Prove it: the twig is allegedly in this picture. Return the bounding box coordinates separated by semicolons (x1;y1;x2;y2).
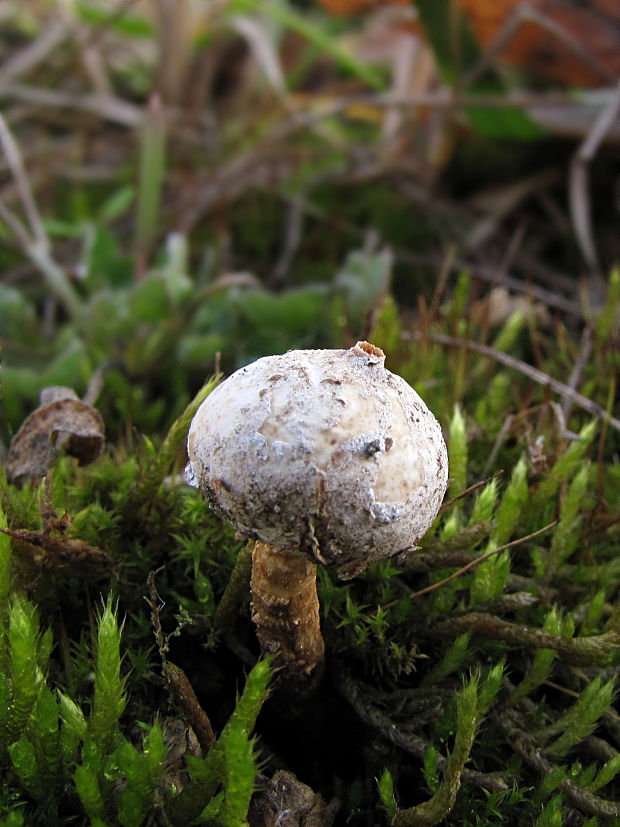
465;171;560;252
335;664;510;793
482;414;515;477
0;111;47;245
388;250;583;318
562;329;593;423
440;471;504;513
164;662;217;754
463;3;615;89
570;80;620;273
270;194;304;287
267;90;595;145
0;113;86;329
0;81;142;127
416;522;554;601
0;199;32;249
381;521;556;611
147;570;216;753
404;330;620;433
0;20;67;84
497;707;620;819
430;614;620;666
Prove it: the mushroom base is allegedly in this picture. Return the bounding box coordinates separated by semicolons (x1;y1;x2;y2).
250;541;325;686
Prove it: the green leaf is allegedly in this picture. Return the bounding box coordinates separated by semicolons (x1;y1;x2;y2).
0;286;37;343
84;224;133;288
115;735;155;827
448;405;467;500
595;266;620;344
370;295;401;358
74;762;105;821
590;753;620;792
30;683;61;779
423;633;471;686
229;0;386;90
135;96;167;256
393;675;479;826
239;288;327;337
1;810;26;826
97;186;135;223
377;768;398;820
8;597;43;742
423;745;440;793
58;691;88;741
218;727;256;826
468;478;498;525
493;458;528;546
144;720;167;784
544;463;590;579
477;660;505;717
465;106;547;140
508;608;560;705
9;733;41;798
543;676;615;756
90;596;126;749
74;1;153;37
416;0;482;84
334;248;393;337
0;671;11;753
129;275;171;323
167;659;271;824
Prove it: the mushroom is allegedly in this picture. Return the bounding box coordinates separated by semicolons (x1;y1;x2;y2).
186;341;448;685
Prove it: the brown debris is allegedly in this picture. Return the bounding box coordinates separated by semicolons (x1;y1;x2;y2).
6;386;104;485
147;570;217;754
249;770;340;827
164;662;216;755
0;482;114;571
0;526;113;570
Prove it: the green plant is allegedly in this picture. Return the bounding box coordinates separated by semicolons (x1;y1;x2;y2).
1;1;619;823
0;548;272;825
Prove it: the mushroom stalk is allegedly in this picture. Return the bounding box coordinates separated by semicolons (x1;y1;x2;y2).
250;541;325;684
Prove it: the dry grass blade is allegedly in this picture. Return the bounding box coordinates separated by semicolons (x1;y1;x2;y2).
232;14;287;96
0;19;67;84
0;112;85;326
405;331;620;433
0;112;46;246
0;82;143;126
569;80;620;274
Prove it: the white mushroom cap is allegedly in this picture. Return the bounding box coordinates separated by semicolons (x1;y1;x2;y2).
186;342;448;578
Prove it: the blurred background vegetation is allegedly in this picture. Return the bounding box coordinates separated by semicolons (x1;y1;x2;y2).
0;0;619;824
2;0;618;444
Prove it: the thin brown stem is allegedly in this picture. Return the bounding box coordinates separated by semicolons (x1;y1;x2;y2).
405;330;620;433
390;520;557;606
147;570;216;753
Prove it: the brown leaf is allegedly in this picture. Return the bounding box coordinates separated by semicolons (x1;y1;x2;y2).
6;386;104;485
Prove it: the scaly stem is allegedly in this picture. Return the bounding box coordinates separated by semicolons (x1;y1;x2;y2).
250;542;324;686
